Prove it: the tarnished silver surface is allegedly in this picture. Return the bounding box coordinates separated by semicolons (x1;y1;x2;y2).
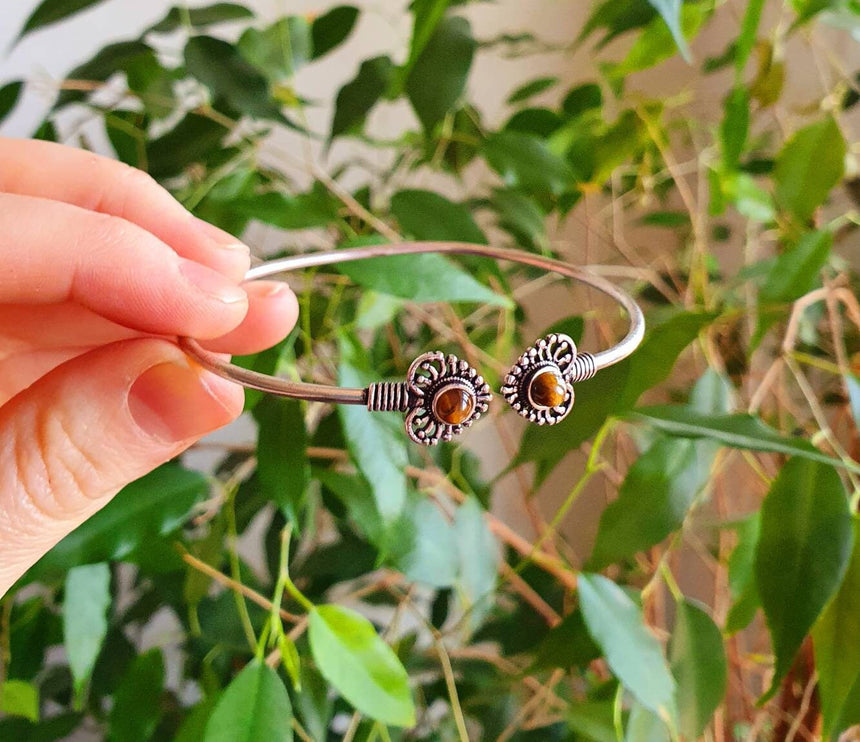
179;241;646;443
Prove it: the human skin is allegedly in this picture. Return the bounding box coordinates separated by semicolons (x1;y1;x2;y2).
0;138;299;595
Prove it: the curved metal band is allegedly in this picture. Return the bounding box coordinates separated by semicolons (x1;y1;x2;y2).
179;241;645;405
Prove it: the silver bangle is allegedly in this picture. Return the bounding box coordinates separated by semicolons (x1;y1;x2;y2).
180;241;645;446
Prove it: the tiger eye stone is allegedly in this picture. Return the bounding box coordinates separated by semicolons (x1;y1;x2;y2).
529;367;567;409
433;385;475;425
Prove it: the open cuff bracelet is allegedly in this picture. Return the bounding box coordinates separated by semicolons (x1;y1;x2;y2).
179;241;645;446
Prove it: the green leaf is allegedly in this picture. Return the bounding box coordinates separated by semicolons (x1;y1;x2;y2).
531;611;600;671
62;563;111;701
406;16;476;134
774;116;845;223
0;681;39;722
813;518;860;740
311;6;360;59
148;3;253;33
588;438;704;569
604;3;711;82
632;406;860;474
760;229;832;303
490;188;547;249
238;17;312;81
391;189;485;243
400;0;452;83
19;0;104;37
397;499;457;587
646;0;691;61
567;701;618;742
108;650;165;742
578;574;677;721
578;0;658;48
255;397;309;520
146;112;229;180
185;35;286;122
24;464;209;584
625;703;670;742
454;497;498;629
669;600;727;739
562;82;603;118
755;458;854;700
483;131;575;196
337;252;511;307
54;41;152;108
507;76;558;104
735;0;766;74
589;367;730;568
505;107;562;138
721;86;749;170
204;660;293;742
338;353;409;523
725;514;761;634
230;188;339;230
330;56;394;139
847;373;860;428
0;82;24;125
308;605;415;727
517;311;716;478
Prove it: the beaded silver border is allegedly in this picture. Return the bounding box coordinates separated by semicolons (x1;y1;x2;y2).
501;333;577;426
403;351;492;446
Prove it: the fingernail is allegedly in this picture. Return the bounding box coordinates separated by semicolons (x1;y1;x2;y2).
194;218;250;256
255;281;288;298
128;361;237;443
179;260;247;305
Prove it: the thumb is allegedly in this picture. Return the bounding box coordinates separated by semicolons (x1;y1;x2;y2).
0;338;243;594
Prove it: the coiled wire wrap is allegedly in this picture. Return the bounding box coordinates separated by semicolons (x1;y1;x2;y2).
366;382;410;412
567;352;598;383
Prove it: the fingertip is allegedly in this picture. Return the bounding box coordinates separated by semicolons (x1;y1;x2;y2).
198;280;299;355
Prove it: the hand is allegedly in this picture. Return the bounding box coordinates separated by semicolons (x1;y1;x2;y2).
0;138;298;595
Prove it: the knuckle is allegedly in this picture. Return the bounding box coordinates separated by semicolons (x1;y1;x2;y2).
5;399;110;526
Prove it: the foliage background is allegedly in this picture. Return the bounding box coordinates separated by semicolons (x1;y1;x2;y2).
1;0;860;740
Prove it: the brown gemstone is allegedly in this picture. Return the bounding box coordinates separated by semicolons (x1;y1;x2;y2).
528;367;567;409
433;384;475;425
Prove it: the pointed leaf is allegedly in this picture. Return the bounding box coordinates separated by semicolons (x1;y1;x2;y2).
54;41;152;108
185;35;286;122
148;3;253;33
255;397;309;520
337;251;511;306
63;563;111;699
507;77;558;104
774;116;845;223
813;518;860;740
454;497;498;629
397;499;457;587
735;0;766;74
391;189;485;244
338;355;408;523
483;131;575;196
204;660;293;742
578;574;677;721
19;0;105;38
725;514;761;634
755;458;854;700
669;600;727;738
238;17;312;80
330;56;394;139
589;438;703;569
760;229;832;304
406;15;476;133
109;650;165;742
311;6;360;59
646;0;691;61
0;82;24;125
146;112;228;180
633;407;860;474
308;605;415;727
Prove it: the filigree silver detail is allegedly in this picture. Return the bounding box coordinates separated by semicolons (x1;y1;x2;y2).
403;351;492;445
501;333;578;425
